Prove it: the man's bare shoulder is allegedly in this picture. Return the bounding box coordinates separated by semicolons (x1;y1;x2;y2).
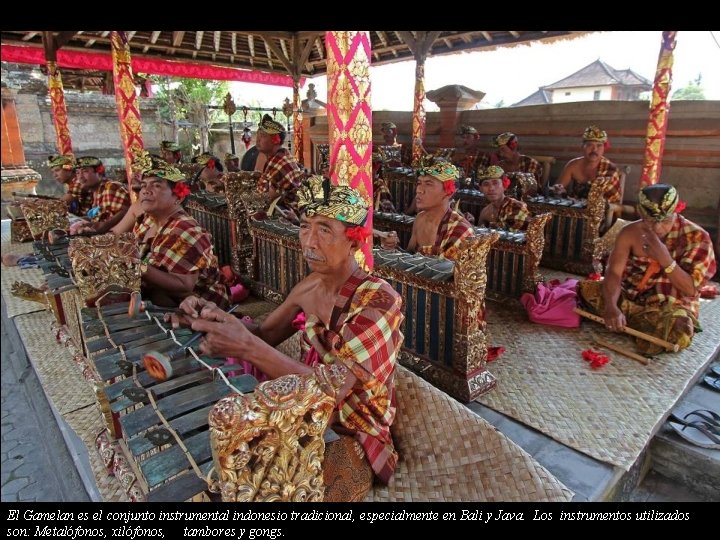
563;156;585;169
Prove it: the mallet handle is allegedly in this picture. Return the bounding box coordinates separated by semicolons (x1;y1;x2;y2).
575;308;679;352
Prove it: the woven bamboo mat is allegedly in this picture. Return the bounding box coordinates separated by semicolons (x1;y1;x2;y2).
14;311;95;414
13;309;128;501
63;406;129;502
478;294;720;470
1;240;47;318
368;365;573;502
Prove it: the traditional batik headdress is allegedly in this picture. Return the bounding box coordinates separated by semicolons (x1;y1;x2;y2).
381;122;397;132
297;175;368;227
416;160;460;196
132;149;189;198
75;156;105;175
257;114;286;135
47;155;76;170
492;132;518;150
224;153;239;161
192;152;221;169
582;125;608;143
160;140;181;152
477;165;511;190
637;184;682;222
459;125;478;135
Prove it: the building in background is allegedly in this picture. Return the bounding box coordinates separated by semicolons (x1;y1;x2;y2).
513;60;651;107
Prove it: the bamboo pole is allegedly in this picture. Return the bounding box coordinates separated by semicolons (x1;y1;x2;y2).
575;307;679;352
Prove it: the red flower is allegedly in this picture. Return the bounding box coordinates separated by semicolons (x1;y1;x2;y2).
443;180;456;196
172;182;191;199
588;272;602;281
675;200;686;213
345;226;370;242
206;159;216;170
582;349;610;369
502;175;511;190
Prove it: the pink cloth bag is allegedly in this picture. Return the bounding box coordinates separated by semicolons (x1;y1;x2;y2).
520;279;581;328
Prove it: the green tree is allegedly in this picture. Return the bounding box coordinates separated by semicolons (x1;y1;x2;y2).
672;74;706;101
493;99;506;109
152;76;230;152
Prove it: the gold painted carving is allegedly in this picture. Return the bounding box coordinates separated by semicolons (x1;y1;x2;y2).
69;232;141;303
209;373;336;502
19;199;68;239
11;281;48;305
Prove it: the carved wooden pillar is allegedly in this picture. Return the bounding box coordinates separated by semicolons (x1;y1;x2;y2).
111;31;144;196
411;61;426;166
292;78;303;162
640;31;677;187
47;61;74;156
325;31;373;270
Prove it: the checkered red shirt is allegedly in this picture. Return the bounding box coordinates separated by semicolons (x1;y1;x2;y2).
498;196;531;232
304;268;404;484
90;180;130;222
134;212;229;308
622;214;716;316
417;207;475;261
66;178;94;215
256;148;305;209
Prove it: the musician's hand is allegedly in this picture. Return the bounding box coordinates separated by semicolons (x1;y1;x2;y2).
176;295;211;319
603;305;626;332
380;231;399;250
164;311;194;329
190;315;251;358
641;225;673;266
69;220;91;235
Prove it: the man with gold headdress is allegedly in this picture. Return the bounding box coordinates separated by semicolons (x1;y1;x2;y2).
578;184;716;354
255;114;305;218
160;140;183;165
554;126;622;203
477;165;531;232
381;161;474;260
135;151;228;308
173;176;404;501
453;125;482;178
191;153;226;192
47;154;93;215
224;152;240;173
69;156;131;234
475;132;542;186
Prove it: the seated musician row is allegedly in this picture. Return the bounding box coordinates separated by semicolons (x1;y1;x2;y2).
374;124;625;207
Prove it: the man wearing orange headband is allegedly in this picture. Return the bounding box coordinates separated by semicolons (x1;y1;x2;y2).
554;126;622;203
255;114;305;219
381;160;474;260
578;184;715;354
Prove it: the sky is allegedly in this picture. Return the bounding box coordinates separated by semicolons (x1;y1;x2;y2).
229;31;720;111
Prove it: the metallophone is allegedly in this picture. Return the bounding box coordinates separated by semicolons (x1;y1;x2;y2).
81;299;258;501
249;217;499;402
372;211;551;300
525;179;607;274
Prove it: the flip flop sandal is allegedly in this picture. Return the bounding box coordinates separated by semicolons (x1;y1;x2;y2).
671;409;720;429
684;409;720;428
669;413;720;435
668;420;720;450
711;366;720;377
703;374;720;393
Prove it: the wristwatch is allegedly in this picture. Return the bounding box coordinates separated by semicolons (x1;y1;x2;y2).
663;260;677;274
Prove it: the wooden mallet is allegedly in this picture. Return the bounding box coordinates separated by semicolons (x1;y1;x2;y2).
143;304;240;381
575;307;679;352
127;292;177;319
